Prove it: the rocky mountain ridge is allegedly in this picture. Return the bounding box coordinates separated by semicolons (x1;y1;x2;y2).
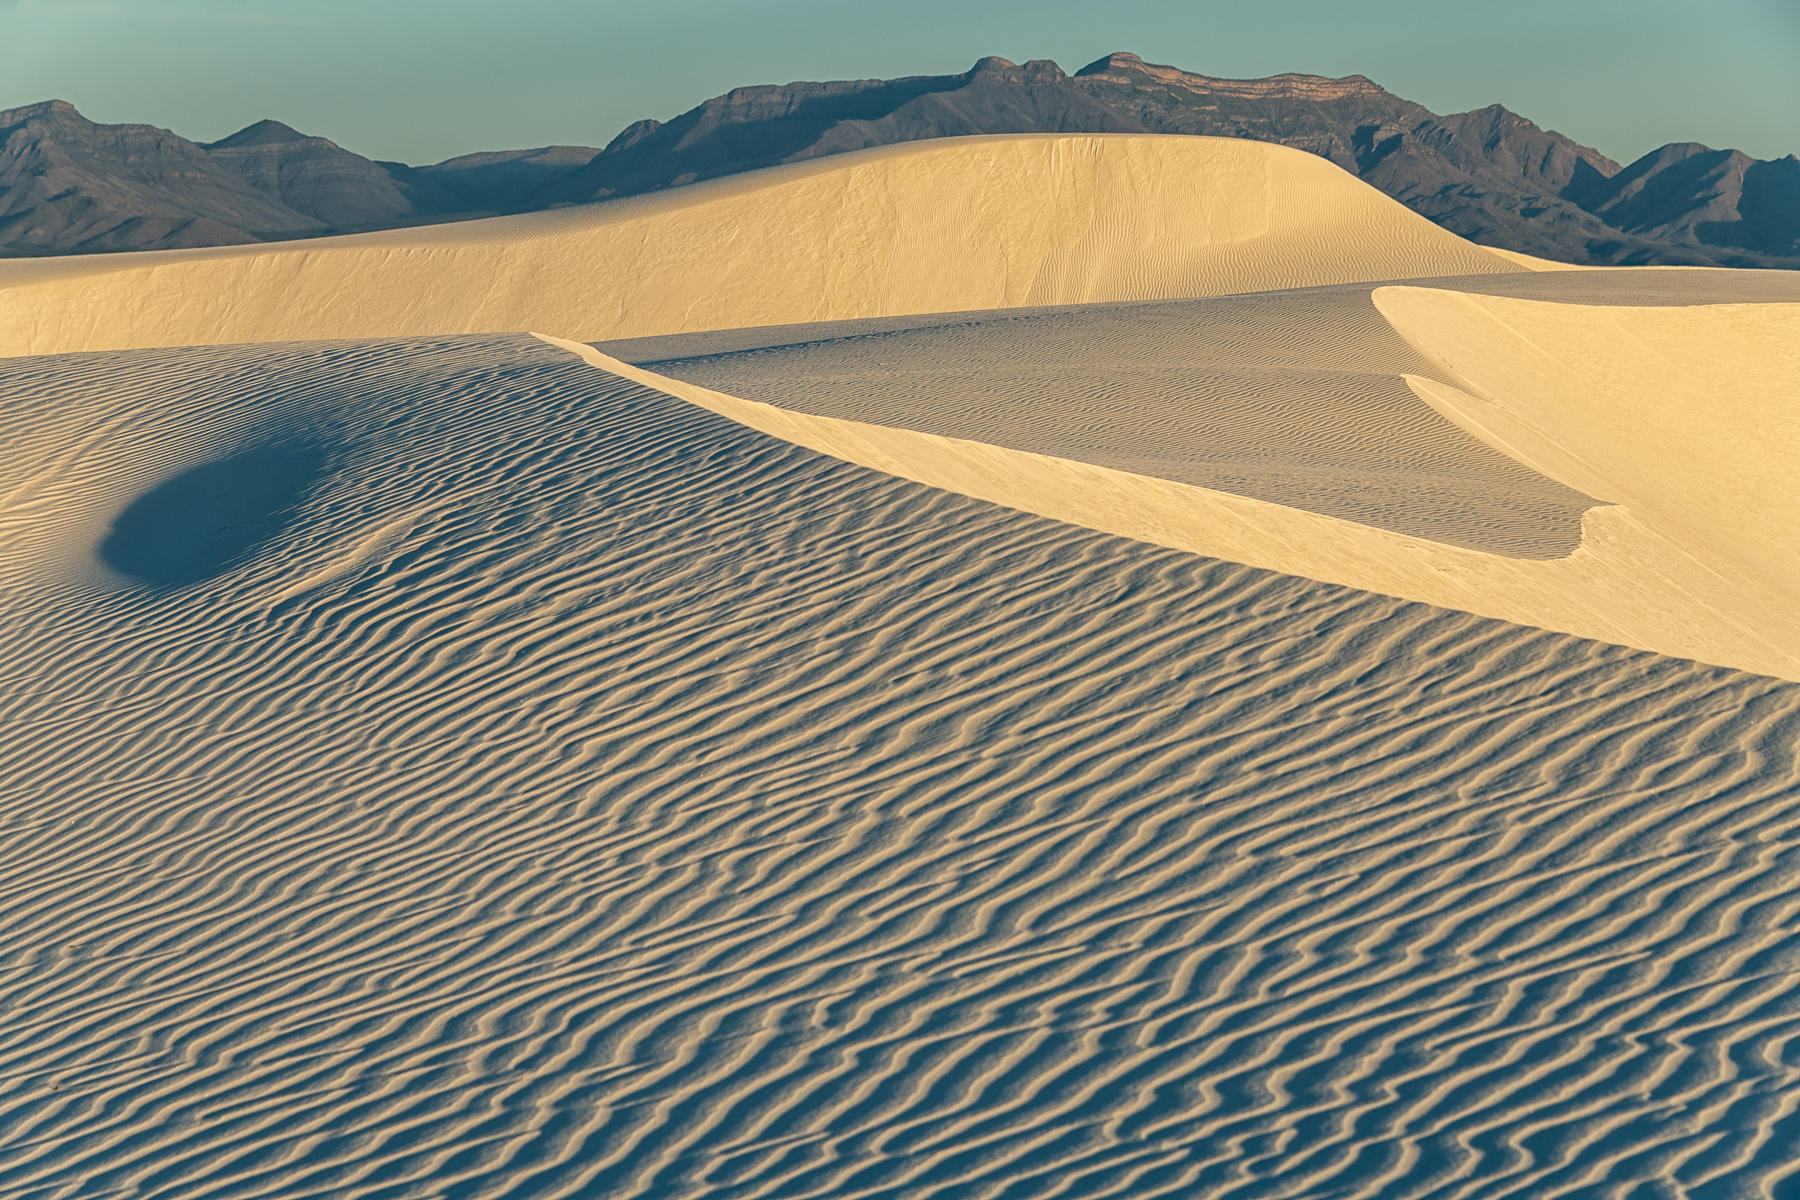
2;53;1793;266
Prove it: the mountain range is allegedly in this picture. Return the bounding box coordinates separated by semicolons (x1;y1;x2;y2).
3;51;1795;266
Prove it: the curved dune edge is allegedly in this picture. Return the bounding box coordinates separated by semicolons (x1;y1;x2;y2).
1479;247;1585;272
0;134;1521;358
538;330;1800;681
1374;289;1800;589
1377;287;1799;660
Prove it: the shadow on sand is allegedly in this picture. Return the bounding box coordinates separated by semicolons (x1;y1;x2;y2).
99;439;331;589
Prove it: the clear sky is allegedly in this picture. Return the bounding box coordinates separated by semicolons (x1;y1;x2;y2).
4;0;1796;166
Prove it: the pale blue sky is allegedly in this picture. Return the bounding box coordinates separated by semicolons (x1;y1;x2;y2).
4;0;1796;166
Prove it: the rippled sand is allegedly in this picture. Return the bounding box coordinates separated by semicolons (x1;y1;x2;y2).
3;135;1798;1198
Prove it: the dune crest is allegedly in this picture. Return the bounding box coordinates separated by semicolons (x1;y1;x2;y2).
0;135;1520;358
538;305;1800;681
1373;289;1800;596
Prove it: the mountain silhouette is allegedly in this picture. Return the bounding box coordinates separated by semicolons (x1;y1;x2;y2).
2;54;1792;266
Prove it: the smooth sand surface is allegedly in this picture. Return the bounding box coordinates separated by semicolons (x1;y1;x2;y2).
5;133;1800;1197
4;334;1799;1199
608;283;1602;558
1376;289;1800;601
0;134;1521;358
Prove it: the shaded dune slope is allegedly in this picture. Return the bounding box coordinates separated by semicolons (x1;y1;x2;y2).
607;270;1798;564
611;282;1599;558
3;335;1800;1198
0;135;1521;358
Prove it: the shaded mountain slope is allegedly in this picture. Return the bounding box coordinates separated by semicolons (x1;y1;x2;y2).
1579;142;1800;257
393;144;604;212
0;101;599;254
201;118;418;226
0;100;320;253
1;52;1793;265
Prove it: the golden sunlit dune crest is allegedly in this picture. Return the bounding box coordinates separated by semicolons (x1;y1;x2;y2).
0;134;1522;357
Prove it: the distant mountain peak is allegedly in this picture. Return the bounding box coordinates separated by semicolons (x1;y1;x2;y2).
1075;51;1389;102
1074;51;1150;75
603;119;663;155
206;119;314;149
1;98;84;126
964;55;1067;84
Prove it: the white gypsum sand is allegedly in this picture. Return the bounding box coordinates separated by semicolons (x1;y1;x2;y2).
3;132;1799;1199
0;134;1521;358
1;333;1796;1199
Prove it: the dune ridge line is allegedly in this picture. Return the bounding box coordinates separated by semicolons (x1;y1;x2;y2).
535;303;1800;682
0;134;1523;358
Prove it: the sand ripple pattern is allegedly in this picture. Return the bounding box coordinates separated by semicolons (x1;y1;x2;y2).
2;334;1799;1199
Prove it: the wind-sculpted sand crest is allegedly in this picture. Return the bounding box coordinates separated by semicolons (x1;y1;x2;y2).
544;288;1800;681
0;134;1521;358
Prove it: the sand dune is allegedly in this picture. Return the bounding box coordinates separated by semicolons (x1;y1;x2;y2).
609;281;1602;558
543;278;1800;682
1375;288;1800;598
4;334;1799;1199
6;130;1800;1198
0;134;1521;358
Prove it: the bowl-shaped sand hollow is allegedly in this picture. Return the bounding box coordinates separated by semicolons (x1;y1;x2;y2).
99;438;332;588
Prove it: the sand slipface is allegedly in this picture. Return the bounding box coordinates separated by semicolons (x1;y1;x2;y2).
607;284;1604;558
1374;290;1800;598
6;132;1800;1197
0;134;1520;357
545;302;1800;682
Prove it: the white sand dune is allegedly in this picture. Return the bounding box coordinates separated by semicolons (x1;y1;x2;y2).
1376;288;1800;601
0;134;1520;358
3;334;1798;1200
544;279;1800;681
609;280;1603;558
5;132;1800;1198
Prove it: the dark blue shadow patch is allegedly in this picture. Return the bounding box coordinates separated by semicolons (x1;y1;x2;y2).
99;439;331;588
